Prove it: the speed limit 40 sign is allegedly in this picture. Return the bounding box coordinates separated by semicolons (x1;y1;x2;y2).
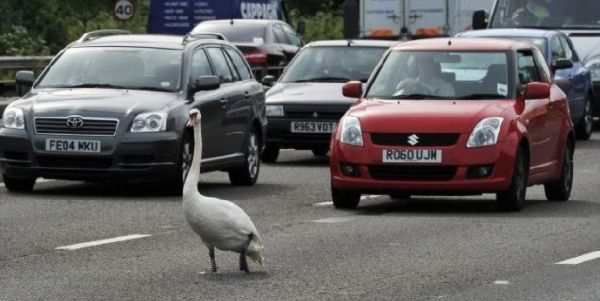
114;0;135;21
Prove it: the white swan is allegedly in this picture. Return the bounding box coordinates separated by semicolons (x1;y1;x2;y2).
182;109;264;273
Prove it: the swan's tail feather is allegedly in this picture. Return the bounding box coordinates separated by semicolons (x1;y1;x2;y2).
246;233;264;265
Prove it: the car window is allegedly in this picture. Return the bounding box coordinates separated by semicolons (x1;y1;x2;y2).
206;47;234;83
221;48;240;82
191;23;266;44
558;35;576;62
225;48;252;80
191;49;213;81
273;25;288;44
282;24;302;47
517;50;542;84
533;48;552;83
550;35;566;64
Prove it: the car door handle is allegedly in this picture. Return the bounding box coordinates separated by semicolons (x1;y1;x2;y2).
220;98;228;108
244;92;251;100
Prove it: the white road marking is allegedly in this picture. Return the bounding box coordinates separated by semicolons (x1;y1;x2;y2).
494;280;510;285
556;251;600;265
360;194;380;200
0;178;55;188
55;234;151;251
313;201;333;207
310;216;356;224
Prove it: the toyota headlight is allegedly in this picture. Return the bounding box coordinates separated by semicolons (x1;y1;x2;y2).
585;57;600;82
131;112;167;132
266;105;284;117
339;115;363;147
466;117;504;148
2;107;25;130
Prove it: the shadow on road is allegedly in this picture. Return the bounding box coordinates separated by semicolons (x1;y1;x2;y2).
351;196;600;218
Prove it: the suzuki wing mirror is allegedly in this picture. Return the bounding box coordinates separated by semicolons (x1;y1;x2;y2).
524;82;551;99
472;10;488;30
15;70;35;97
342;81;362;98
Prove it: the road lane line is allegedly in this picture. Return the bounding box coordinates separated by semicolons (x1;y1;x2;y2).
310;216;356;223
56;234;151;251
556;251;600;265
361;194;380;200
313;201;333;207
494;280;510;285
0;178;55;188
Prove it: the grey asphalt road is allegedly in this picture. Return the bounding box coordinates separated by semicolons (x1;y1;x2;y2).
1;134;600;301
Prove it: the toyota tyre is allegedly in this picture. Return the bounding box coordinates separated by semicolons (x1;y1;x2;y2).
3;175;36;192
229;129;260;186
576;97;593;140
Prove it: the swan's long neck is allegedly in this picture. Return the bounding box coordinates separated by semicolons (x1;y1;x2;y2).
183;123;203;197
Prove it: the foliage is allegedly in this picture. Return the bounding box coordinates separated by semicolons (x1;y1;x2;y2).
289;9;344;43
0;26;50;56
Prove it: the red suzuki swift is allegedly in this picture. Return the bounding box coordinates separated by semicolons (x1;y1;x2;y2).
330;38;575;211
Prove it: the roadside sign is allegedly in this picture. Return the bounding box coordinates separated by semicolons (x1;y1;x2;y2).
114;0;135;21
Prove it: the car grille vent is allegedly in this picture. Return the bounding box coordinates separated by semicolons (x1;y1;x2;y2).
368;165;457;181
285;111;345;120
370;133;459;147
36;156;113;169
35;118;118;136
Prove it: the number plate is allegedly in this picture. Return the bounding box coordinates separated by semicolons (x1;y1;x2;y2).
290;121;337;133
45;139;101;153
382;149;442;163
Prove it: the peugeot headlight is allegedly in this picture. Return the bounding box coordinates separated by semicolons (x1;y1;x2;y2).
585;57;600;82
339;115;363;147
131;112;167;132
266;105;284;117
467;117;504;148
2;107;25;129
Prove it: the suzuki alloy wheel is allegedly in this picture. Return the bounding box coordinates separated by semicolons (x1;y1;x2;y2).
576;97;593;140
544;142;574;202
497;146;528;212
331;183;360;209
3;175;36;192
229;129;260;186
261;145;280;163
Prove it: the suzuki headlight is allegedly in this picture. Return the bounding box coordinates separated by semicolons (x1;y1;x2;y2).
339;115;363;147
2;107;25;129
131;112;167;132
266;105;284;117
466;117;504;148
585;57;600;82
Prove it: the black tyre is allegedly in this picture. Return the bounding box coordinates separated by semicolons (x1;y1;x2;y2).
576;97;593;140
229;129;260;186
261;145;280;163
331;184;360;209
165;131;193;195
544;142;574;202
3;175;36;192
496;146;528;212
389;193;411;199
311;148;328;157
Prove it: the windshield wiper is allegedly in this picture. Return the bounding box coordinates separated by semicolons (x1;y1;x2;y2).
391;94;446;100
455;93;506;100
128;86;174;92
293;77;351;83
54;83;130;89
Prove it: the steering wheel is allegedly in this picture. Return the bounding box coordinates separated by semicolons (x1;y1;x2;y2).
394;82;430;96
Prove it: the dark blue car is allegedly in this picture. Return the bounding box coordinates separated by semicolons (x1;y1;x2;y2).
458;28;594;140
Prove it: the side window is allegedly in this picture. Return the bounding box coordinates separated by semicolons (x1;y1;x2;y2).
273;25;288;44
517;50;542;85
558;35;575;62
191;49;213;81
221;48;240;82
206;47;234;83
225;48;252;80
282;24;302;47
550;35;566;64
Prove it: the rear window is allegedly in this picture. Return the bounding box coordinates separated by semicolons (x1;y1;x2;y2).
192;23;266;44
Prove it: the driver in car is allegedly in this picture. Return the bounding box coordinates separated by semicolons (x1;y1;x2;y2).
512;0;550;26
397;55;455;97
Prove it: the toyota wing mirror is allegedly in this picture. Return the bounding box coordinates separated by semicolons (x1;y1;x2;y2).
187;76;220;99
261;75;276;87
15;70;35;97
552;59;573;71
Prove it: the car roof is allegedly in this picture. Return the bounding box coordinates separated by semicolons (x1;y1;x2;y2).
307;39;398;48
458;28;558;39
392;37;532;51
69;34;231;50
196;19;275;26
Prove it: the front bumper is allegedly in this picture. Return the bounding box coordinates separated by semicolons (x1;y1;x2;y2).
330;133;519;195
266;118;338;149
0;128;180;181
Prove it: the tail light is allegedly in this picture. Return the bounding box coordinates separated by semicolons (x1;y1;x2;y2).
243;50;268;65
